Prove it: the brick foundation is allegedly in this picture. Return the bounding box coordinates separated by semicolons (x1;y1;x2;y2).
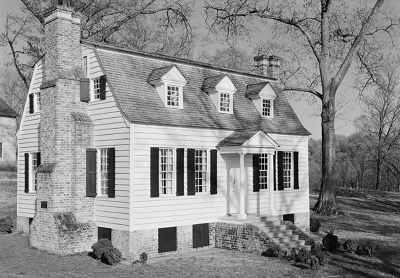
214;222;274;255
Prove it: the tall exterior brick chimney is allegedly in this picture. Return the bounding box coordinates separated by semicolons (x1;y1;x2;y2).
254;55;281;80
30;0;96;255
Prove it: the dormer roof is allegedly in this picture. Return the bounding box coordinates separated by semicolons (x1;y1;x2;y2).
203;75;236;93
148;65;186;85
246;82;277;100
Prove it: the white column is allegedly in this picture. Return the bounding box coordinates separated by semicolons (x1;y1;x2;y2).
226;160;230;216
239;152;247;219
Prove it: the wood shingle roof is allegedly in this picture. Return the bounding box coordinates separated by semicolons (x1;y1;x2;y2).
86;41;310;136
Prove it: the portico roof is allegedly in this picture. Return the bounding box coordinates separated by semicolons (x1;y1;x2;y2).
218;130;279;154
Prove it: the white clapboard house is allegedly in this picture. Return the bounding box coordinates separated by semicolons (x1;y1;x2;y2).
16;2;310;260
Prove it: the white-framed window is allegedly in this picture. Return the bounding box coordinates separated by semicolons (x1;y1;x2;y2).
27;152;40;192
83;56;88;77
167;85;180;107
195;149;208;193
259;154;268;190
97;148;109;196
282;152;293;189
0;142;2;160
93;78;101;100
262;99;273;117
219;91;232;113
159;148;175;195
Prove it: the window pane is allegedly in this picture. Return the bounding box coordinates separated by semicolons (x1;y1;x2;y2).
99;149;109;195
93;78;101;99
259;154;268;189
282;152;292;189
167;86;180;107
160;148;175;194
262;99;271;117
219;92;231;112
195;150;207;193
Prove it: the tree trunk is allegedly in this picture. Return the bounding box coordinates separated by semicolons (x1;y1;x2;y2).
375;151;382;190
314;98;337;215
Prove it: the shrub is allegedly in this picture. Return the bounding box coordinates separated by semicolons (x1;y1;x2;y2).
311;243;325;266
310;255;320;270
139;252;148;264
0;216;13;234
322;232;339;252
90;239;122;265
343;239;357;253
295;248;312;265
262;246;280;257
310;218;321;233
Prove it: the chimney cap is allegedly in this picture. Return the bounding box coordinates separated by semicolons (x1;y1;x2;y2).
254;54;281;62
52;0;75;8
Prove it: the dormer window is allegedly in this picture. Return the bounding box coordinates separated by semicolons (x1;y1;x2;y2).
246;82;277;119
148;65;187;109
203;75;236;115
166;85;182;108
219;91;232;113
262;99;273;117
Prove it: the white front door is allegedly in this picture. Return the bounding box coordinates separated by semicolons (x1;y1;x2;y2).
228;159;240;214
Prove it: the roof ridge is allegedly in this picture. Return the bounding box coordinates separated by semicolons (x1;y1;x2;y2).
81;40;278;82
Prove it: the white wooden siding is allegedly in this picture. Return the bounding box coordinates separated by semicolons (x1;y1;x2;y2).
17;47;131;231
246;134;310;215
131;125;309;231
17;60;42;217
83;46;131;230
131;124;233;231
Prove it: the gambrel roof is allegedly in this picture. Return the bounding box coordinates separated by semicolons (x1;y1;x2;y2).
0;97;17;118
84;41;310;136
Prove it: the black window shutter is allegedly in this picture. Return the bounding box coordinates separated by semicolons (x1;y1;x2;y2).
277;151;284;191
158;227;177;253
107;148;115;198
98;227;112;241
150;147;159;198
210;149;218;195
176;148;184;196
273;152;277;191
80;78;90;103
86;149;97;197
24;153;29;193
99;75;107;100
29;94;34;114
187;149;195;195
253;154;260;192
36;152;41;166
294;151;299;190
193;223;210;248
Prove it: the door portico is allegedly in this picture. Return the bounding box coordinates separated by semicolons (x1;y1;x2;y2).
218;130;279;219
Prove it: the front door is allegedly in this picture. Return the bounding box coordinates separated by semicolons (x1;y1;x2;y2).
228;159;240;214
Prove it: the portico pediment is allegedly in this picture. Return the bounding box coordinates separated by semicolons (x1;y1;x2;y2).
218;130;279;154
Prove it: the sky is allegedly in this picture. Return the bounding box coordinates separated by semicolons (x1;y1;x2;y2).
1;0;399;139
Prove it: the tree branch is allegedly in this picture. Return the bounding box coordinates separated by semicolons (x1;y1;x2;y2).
282;87;323;100
332;0;385;90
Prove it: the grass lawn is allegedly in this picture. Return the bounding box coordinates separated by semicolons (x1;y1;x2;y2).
1;173;399;277
310;191;400;278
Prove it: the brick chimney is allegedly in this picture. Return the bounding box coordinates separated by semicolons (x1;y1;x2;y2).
30;0;96;255
254;55;281;80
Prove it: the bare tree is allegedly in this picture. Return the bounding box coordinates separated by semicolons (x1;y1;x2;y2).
357;51;400;190
205;0;397;214
0;0;192;118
